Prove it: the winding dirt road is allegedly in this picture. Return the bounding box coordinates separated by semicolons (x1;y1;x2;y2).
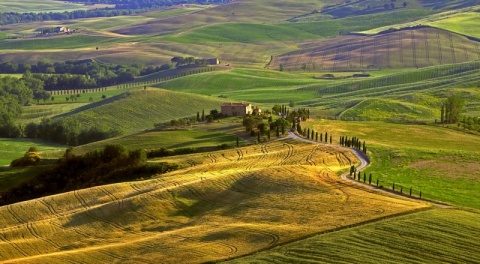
284;131;451;208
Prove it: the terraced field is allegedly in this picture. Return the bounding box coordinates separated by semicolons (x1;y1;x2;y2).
0;139;428;263
269;26;480;71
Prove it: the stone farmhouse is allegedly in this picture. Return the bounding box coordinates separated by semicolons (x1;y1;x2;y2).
221;102;261;116
54;27;70;33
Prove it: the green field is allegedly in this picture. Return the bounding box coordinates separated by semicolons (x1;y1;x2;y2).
360;6;480;37
0;138;65;166
74;128;239;154
65;16;154;31
228;209;480;263
0;0;113;13
59;88;225;134
0;35;119;50
305;119;480;208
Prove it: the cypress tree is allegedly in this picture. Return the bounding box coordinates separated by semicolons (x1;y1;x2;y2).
325;132;328;142
368;173;372;185
307;128;310;139
276;126;280;137
363;172;366;183
311;129;314;139
320;133;323;142
440;103;445;123
330;135;332;144
201;109;205;121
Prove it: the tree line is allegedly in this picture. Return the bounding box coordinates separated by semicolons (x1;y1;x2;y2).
1;145;179;206
0;60;173;90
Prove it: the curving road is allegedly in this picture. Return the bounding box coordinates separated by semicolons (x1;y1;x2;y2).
284;131;450;208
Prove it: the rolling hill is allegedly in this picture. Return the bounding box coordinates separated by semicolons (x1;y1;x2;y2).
55;88;226;134
269;26;480;71
0;139;428;263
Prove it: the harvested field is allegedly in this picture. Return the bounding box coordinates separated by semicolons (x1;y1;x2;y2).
0;139;428;263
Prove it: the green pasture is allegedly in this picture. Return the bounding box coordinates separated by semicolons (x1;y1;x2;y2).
307;120;480;208
144;6;210;19
65;16;154;31
0;0;112;13
0;138;65;166
166;10;435;44
74;129;237;154
0;35;119;50
428;12;480;38
59;88;225;134
228;209;480;263
339;98;437;121
154;68;322;103
360;7;480;37
19;103;88;124
0;74;22;78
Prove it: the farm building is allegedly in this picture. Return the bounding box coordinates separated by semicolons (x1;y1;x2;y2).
221;102;261;116
54;27;70;33
207;58;220;65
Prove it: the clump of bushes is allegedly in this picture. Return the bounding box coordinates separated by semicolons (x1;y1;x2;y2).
10;147;42;167
0;145;179;205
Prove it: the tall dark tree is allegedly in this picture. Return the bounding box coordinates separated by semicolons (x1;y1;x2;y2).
444;94;465;124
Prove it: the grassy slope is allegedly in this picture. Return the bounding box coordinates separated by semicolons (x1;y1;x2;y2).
0;138;65;166
155;68;324;103
0;140;427;263
0;0;111;13
304;119;480;208
74;129;237;154
59;88;225;134
270;26;480;71
227;208;480;263
155;64;480;120
360;6;480;37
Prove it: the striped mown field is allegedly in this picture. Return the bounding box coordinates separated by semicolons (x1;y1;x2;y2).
0;139;427;263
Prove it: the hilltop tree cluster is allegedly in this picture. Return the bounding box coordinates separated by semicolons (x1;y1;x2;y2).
170;57;216;67
0;145;179;206
440;94;465;124
0;77;37;137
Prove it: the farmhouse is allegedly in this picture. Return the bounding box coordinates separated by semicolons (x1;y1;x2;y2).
207;58;220;65
221;102;261;116
54;27;70;33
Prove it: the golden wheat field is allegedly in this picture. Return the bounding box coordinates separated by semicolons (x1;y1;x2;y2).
0;139;429;263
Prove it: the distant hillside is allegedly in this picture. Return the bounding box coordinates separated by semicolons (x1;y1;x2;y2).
57;88;225;134
269;26;480;71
